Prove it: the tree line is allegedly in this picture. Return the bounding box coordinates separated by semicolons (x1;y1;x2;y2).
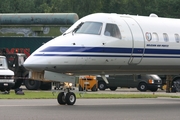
0;0;180;18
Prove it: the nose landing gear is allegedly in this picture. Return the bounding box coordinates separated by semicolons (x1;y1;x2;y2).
57;91;76;105
56;82;76;105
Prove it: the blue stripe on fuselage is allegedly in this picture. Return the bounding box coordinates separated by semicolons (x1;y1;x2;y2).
33;53;180;58
34;54;133;57
40;46;180;55
40;46;133;53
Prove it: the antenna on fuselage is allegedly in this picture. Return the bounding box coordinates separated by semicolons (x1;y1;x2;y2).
149;13;158;17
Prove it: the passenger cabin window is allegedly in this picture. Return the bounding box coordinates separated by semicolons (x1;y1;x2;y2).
163;33;169;42
175;34;180;43
76;22;102;35
104;23;121;39
152;32;159;42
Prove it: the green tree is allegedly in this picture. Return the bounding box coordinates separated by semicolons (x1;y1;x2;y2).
50;0;102;18
9;0;36;13
101;0;111;13
1;0;180;18
156;0;180;18
0;0;12;13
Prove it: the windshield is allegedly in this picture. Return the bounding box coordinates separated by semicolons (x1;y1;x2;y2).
0;57;8;69
76;22;102;35
149;75;161;80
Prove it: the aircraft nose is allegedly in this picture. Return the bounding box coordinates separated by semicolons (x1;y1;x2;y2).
23;56;35;70
23;55;42;70
23;55;47;71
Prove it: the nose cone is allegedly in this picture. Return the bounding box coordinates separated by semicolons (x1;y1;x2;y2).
23;55;37;70
23;54;45;71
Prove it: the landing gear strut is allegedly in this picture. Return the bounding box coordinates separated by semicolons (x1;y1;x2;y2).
56;82;76;105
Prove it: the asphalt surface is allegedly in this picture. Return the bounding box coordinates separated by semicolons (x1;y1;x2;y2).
0;98;180;120
0;89;180;120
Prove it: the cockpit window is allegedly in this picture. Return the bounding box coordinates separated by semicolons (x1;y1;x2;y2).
76;22;102;35
104;23;121;39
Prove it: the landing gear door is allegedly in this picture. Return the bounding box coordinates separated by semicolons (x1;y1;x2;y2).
123;17;145;65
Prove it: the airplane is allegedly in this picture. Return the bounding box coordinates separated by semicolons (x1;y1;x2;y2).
24;13;180;105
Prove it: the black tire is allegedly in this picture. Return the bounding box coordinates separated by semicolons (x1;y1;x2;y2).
6;87;10;92
149;87;158;92
109;87;117;91
79;85;83;91
98;81;106;90
39;82;52;90
91;84;97;91
0;87;10;93
172;79;180;92
171;86;177;93
65;92;76;105
137;82;147;92
57;92;66;105
24;80;41;90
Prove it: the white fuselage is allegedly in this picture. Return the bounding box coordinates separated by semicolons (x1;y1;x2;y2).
24;13;180;75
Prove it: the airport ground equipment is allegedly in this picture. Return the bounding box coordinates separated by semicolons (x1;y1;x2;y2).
0;54;14;93
78;76;98;91
0;49;51;90
159;75;180;93
97;74;162;92
0;13;79;90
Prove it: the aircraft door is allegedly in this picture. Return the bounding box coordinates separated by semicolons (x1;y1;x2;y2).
123;17;145;65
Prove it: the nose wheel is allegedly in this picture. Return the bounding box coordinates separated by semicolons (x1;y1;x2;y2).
54;82;76;105
65;92;76;105
57;90;76;105
57;92;66;105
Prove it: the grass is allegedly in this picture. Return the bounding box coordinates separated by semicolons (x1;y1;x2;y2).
0;90;179;99
0;90;56;99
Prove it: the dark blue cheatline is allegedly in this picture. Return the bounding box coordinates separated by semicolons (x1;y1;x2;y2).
36;46;180;58
40;46;180;55
33;53;180;58
34;54;132;57
40;46;132;53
